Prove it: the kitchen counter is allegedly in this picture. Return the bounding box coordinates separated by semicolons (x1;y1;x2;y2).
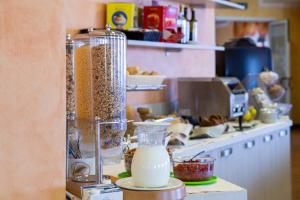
171;118;292;200
67;161;247;200
103;162;247;200
173;118;292;158
185;178;246;200
68;119;291;200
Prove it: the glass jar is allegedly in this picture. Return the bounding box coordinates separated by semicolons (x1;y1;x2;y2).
131;122;170;187
73;33;95;148
66;34;96;183
173;157;215;182
259;107;279;124
89;26;127;161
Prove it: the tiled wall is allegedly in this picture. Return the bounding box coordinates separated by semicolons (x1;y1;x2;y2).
0;1;66;199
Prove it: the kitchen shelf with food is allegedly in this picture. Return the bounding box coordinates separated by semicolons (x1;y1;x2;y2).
126;67;167;91
128;40;225;51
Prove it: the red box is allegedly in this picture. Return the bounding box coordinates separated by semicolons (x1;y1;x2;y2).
143;6;177;40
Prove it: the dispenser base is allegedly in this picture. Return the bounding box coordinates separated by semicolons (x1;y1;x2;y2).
66;176;118;198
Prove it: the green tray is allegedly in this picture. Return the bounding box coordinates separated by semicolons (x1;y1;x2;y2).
118;171;131;179
118;171;174;179
118;172;217;186
183;176;218;186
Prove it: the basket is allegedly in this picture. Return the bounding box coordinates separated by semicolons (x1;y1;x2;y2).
127;75;166;86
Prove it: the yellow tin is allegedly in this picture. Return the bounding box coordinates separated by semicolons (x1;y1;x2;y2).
106;2;136;30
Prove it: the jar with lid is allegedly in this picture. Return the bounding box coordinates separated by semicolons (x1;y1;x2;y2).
89;25;127;164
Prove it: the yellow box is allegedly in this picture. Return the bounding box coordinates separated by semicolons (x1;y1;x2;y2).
106;2;136;30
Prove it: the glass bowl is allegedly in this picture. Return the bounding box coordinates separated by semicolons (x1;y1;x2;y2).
124;148;136;173
173;157;215;182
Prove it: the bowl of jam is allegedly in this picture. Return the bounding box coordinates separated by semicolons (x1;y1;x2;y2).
173;157;215;182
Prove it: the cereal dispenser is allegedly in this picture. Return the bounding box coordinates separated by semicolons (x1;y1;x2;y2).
66;25;127;187
89;25;127;164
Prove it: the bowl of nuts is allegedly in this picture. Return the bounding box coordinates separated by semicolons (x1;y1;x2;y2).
173;157;215;182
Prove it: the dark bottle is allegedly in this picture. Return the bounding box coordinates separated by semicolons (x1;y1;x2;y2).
178;5;188;44
190;9;198;43
184;6;190;43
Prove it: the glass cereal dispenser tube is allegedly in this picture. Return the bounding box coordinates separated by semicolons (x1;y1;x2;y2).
66;34;76;117
90;26;127;163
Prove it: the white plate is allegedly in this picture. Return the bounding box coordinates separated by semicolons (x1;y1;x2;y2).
190;124;226;139
115;177;183;191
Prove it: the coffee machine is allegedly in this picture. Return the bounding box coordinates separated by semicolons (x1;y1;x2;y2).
216;38;272;90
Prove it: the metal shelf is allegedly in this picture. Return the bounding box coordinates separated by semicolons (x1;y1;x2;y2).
211;0;246;9
216;16;275;23
165;0;247;10
128;40;225;51
126;85;167;91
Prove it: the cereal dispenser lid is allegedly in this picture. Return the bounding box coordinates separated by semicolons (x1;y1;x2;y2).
89;24;126;39
66;33;73;43
72;32;91;42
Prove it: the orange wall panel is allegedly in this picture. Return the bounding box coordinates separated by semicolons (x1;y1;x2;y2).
0;1;66;199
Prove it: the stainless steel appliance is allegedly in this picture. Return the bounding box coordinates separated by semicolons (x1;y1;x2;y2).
216;38;272;90
178;77;248;119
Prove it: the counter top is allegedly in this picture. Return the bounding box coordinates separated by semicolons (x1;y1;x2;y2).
100;118;291;200
69;118;292;200
185;178;246;200
173;118;292;157
103;162;247;200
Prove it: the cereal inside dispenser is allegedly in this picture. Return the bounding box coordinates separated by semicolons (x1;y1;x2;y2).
89;25;127;164
66;33;96;182
66;34;76;117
